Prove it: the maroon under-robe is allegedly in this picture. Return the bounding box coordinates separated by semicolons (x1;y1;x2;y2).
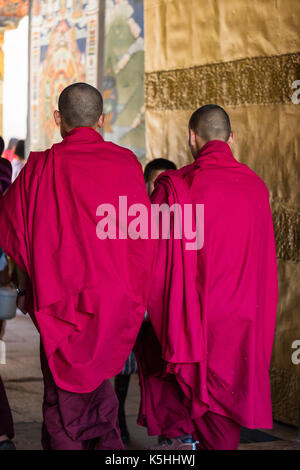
40;347;123;450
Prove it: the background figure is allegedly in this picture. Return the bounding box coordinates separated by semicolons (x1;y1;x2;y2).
144;158;177;196
0;376;15;450
2;138;18;163
0;138;4;158
12;140;25;182
115;157;177;445
0;149;15;450
0;154;12;287
0;139;11;286
10;140;26;287
0;138;12;196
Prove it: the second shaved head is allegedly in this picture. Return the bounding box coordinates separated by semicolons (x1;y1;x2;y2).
58;82;103;129
189;104;231;142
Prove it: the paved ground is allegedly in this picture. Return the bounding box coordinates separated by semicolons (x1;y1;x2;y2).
1;314;299;451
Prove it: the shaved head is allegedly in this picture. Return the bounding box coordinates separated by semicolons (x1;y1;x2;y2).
189;104;231;142
58;83;103;129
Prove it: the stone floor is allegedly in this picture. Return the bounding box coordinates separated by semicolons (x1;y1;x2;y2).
1;314;299;451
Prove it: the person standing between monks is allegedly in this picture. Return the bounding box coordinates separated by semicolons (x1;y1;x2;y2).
135;104;278;450
115;157;177;446
0;83;155;450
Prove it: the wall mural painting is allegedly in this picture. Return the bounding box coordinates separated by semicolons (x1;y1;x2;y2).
30;0;100;150
29;0;145;158
104;0;145;162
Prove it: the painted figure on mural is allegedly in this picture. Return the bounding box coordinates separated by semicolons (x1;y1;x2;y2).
103;76;118;133
0;1;28;18
39;17;85;146
72;0;83;18
104;0;145;161
30;0;99;150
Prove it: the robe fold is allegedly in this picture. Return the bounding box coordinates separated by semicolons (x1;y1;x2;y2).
0;127;155;395
136;140;278;433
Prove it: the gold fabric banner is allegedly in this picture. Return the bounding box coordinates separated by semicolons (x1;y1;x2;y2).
145;0;300;425
145;0;300;72
146;53;300;110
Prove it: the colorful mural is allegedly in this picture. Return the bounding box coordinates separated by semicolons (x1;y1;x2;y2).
0;0;28;21
30;0;100;150
104;0;145;161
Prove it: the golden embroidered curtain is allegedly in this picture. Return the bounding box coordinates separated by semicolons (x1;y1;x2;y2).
144;0;300;425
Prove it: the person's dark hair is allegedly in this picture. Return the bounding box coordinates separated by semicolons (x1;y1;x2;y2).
0;158;12;194
189;104;231;142
144;158;177;183
7;137;18;150
0;137;4;156
15;140;25;160
58;82;103;128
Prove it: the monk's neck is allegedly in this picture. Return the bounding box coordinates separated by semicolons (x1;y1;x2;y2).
196;140;233;161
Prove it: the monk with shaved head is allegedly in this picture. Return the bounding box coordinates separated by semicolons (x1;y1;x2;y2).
0;83;155;450
55;82;104;133
189;104;231;148
136;104;278;450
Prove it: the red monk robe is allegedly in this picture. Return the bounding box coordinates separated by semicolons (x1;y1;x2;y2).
135;140;278;450
0;127;155;450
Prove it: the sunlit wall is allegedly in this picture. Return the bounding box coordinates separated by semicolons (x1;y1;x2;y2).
3;16;28;147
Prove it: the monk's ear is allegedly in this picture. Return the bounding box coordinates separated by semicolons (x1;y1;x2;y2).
227;131;234;145
97;113;105;129
189;128;196;146
54;110;62;127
